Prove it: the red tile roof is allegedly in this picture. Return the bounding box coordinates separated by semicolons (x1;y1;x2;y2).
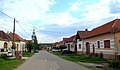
25;40;32;43
77;31;91;39
63;35;76;42
0;31;12;41
8;32;24;41
68;35;76;42
63;38;69;42
85;19;120;38
76;19;120;39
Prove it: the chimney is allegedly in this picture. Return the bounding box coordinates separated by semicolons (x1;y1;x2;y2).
85;29;88;34
7;31;9;34
85;29;88;31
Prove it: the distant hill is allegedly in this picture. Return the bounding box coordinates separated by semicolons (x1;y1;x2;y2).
39;43;53;47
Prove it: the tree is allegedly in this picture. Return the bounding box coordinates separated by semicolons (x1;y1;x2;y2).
26;42;33;52
33;44;40;50
59;45;67;52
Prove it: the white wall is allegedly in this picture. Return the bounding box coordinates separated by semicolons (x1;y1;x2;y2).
77;39;84;52
15;41;26;51
65;42;75;51
0;41;11;48
69;42;74;52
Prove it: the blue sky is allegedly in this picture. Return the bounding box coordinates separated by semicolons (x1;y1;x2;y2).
0;0;120;43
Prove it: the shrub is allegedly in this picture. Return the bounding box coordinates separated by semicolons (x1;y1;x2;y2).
99;52;103;58
108;60;120;69
1;54;8;59
94;53;99;57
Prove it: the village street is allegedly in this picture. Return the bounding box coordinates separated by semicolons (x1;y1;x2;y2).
16;51;89;70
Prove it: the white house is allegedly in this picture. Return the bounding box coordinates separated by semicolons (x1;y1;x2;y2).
75;30;89;54
0;31;12;49
8;32;26;52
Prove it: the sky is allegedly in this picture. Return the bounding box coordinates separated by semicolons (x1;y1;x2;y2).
0;0;120;43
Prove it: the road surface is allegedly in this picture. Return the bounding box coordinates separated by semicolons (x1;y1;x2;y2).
16;51;89;70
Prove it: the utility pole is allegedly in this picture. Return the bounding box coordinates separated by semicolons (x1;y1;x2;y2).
12;18;16;56
13;18;15;43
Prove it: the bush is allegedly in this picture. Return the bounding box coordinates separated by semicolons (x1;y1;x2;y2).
94;53;98;57
99;52;103;58
1;54;8;59
108;60;120;69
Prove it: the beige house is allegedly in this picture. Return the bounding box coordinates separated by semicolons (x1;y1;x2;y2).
75;19;120;59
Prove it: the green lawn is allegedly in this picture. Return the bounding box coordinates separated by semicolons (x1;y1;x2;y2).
0;52;34;70
22;52;34;57
0;58;25;70
52;52;107;63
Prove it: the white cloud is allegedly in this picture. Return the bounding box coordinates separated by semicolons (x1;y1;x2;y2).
37;33;60;43
0;0;56;21
1;0;120;43
69;1;82;11
40;12;79;27
82;0;120;21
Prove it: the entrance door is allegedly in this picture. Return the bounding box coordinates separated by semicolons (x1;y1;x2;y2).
74;44;77;54
86;42;90;54
17;44;19;51
4;42;7;48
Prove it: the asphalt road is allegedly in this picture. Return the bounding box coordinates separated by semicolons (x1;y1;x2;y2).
16;51;89;70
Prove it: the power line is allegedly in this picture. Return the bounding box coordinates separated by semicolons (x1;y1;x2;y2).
16;21;30;36
0;11;30;37
0;11;14;19
0;22;12;27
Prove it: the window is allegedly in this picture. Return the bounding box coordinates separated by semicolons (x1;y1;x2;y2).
97;41;100;48
104;40;110;48
68;44;70;50
79;39;82;41
79;44;81;49
71;44;73;48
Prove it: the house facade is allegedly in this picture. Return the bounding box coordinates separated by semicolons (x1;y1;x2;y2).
75;31;88;54
84;33;115;59
8;32;26;51
115;32;120;55
0;31;12;49
63;36;76;53
75;19;120;59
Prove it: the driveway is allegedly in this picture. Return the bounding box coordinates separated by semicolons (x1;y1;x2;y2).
16;51;89;70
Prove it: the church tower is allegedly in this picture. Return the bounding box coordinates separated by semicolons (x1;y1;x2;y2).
32;29;38;44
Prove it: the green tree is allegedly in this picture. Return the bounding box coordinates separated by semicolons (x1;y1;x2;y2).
26;42;33;52
59;45;67;52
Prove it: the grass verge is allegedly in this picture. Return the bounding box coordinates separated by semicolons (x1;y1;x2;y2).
22;52;34;57
0;58;25;70
52;52;107;63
